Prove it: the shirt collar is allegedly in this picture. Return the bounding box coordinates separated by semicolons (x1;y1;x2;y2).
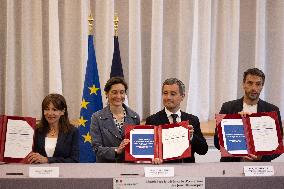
164;108;181;118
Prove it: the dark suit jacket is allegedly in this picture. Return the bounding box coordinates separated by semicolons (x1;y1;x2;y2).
145;109;208;163
90;104;140;163
214;97;283;162
33;126;79;163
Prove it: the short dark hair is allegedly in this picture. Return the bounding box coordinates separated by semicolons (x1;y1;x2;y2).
162;78;185;96
104;77;128;93
243;68;265;85
39;93;71;134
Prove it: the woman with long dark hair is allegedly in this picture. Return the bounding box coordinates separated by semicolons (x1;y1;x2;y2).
27;93;79;163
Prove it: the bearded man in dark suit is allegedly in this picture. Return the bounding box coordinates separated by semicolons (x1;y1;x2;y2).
214;68;283;162
146;78;208;164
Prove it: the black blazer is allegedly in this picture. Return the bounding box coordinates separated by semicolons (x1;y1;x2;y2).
214;97;283;162
145;109;208;163
33;126;79;163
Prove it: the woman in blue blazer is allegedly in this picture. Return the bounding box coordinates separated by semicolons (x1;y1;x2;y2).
27;93;79;163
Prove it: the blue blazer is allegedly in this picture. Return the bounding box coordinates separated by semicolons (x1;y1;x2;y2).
33;126;79;163
145;108;208;163
214;97;283;162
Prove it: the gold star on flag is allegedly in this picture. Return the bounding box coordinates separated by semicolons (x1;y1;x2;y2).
78;116;87;127
81;98;90;109
82;132;92;143
89;85;100;95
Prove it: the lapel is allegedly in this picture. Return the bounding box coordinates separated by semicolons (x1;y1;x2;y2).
99;106;122;140
123;104;138;123
121;104;139;137
180;111;187;121
257;99;265;112
38;132;47;156
234;97;244;113
160;109;170;124
53;132;66;156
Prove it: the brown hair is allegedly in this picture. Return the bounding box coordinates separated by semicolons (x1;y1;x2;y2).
162;78;185;96
104;77;128;94
243;68;265;85
38;93;72;134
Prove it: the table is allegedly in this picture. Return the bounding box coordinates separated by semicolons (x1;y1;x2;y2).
1;162;284;189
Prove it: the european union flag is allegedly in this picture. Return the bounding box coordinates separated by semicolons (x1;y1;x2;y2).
110;36;124;77
79;35;103;162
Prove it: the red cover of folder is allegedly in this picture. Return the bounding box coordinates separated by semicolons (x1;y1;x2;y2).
215;111;284;157
124;121;191;162
0;115;36;163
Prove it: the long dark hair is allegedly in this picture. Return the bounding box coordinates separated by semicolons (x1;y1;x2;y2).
38;93;72;134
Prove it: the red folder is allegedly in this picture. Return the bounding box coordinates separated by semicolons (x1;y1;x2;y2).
215;111;284;157
124;121;191;162
0;115;36;163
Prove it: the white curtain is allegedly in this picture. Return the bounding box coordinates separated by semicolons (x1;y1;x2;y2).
1;0;284;122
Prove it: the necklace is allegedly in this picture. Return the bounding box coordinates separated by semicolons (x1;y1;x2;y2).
50;127;57;136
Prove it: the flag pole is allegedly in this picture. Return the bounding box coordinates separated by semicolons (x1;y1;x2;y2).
114;13;119;37
88;13;94;34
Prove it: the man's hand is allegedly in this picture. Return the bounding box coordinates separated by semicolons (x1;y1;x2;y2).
188;125;194;139
152;158;163;165
242;154;262;161
238;111;252;117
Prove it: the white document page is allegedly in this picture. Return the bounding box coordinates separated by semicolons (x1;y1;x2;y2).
250;116;278;151
162;126;189;159
4;119;34;158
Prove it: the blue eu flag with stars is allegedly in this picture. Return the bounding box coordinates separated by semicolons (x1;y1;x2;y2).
79;35;103;162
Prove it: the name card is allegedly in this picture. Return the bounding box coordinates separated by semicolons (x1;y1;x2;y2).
144;167;174;177
243;166;274;176
29;167;59;178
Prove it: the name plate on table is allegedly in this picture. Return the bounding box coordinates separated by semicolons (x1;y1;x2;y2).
144;167;174;177
113;176;205;189
29;167;59;178
243;166;274;176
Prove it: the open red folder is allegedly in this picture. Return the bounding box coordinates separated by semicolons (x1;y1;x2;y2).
0;115;36;163
215;111;284;157
124;121;191;162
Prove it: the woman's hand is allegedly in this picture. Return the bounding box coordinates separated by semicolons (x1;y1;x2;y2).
27;152;48;164
116;139;130;154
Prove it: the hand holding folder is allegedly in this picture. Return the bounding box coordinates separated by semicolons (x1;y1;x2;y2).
124;121;191;162
215;111;284;157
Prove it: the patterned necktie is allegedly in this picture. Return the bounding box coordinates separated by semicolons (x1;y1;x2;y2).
171;114;178;123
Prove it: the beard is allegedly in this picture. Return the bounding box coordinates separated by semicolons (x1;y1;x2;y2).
245;91;260;101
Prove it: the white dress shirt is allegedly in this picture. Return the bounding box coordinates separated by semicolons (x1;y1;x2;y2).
165;108;182;123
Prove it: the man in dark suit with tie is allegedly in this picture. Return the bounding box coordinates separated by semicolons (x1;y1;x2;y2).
146;78;208;164
214;68;283;162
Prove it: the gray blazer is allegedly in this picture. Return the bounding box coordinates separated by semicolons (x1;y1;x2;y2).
90;104;140;162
